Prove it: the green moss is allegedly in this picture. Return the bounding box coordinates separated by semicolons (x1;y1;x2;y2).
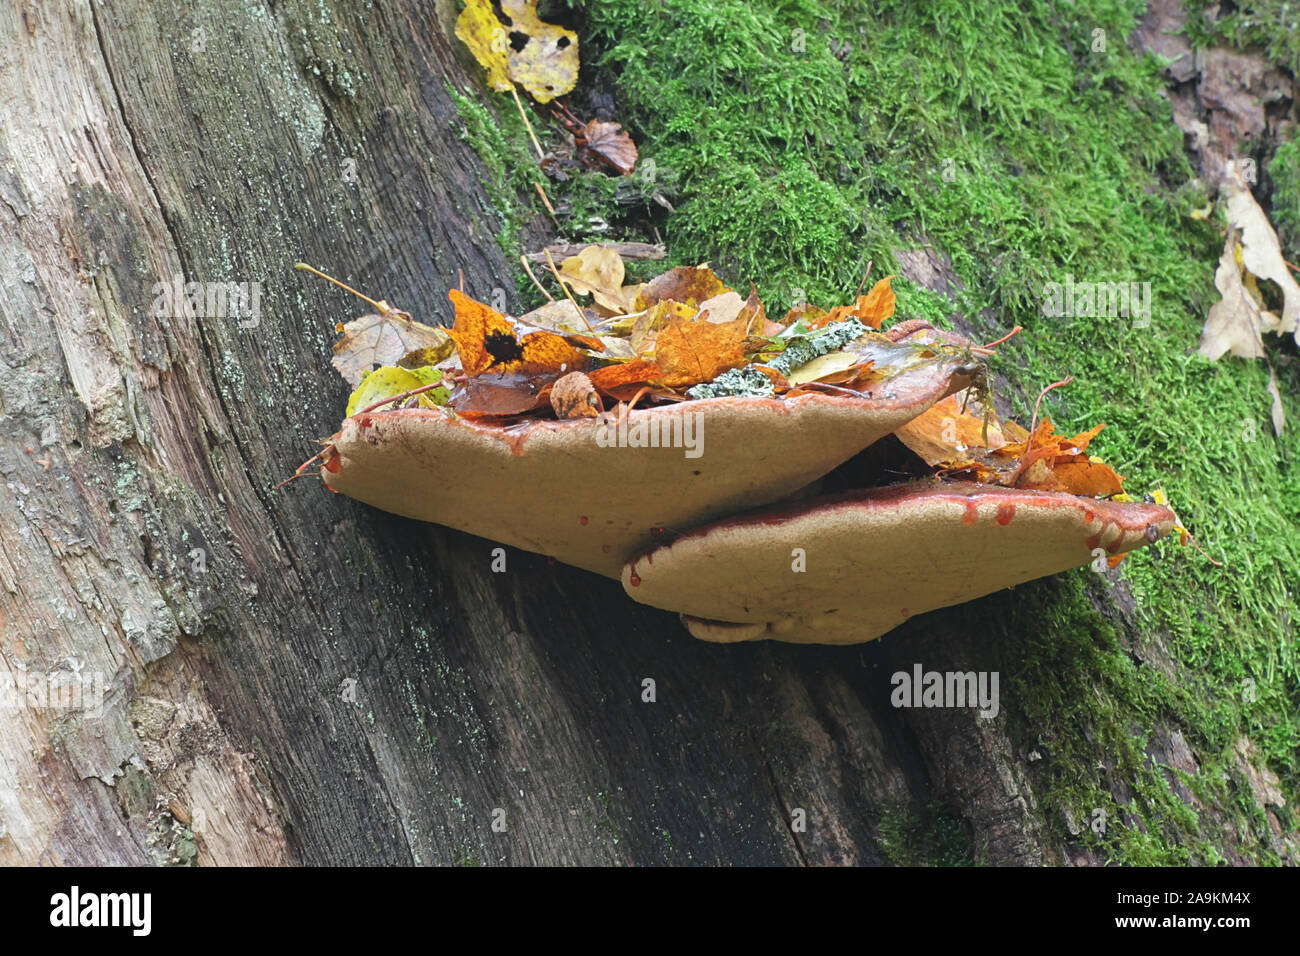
583;0;1298;864
469;0;1298;862
877;800;975;866
1268;139;1300;257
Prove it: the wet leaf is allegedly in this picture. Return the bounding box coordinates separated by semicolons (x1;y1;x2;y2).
447;289;588;378
579;119;637;175
454;0;578;103
346;366;449;417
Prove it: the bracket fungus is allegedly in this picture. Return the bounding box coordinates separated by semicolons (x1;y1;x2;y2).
621;482;1176;645
321;322;975;578
294;259;1183;645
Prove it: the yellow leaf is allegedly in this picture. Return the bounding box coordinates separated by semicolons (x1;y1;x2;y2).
454;0;578;103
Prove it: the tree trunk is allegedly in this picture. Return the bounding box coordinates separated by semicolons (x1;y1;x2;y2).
0;0;1255;866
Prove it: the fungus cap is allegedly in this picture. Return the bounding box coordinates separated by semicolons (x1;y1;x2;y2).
322;332;974;577
620;481;1177;644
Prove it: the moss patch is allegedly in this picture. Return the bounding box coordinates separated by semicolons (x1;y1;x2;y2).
460;0;1298;863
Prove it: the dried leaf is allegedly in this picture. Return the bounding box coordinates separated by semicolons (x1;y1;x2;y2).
559;245;633;314
454;0;578;103
332;305;454;387
447;289;588;378
579;120;637;175
550;371;601;418
1200;232;1267;361
634;265;730;311
1222;169;1300;339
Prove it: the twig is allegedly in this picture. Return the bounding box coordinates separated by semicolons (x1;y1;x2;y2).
534;181;560;229
543;249;595;332
353;381;448;417
981;326;1023;350
854;260;874;297
519;255;555;301
511;86;545;159
294;263;386;312
1028;376;1073;444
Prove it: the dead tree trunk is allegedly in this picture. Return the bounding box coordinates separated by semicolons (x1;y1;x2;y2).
0;0;1220;866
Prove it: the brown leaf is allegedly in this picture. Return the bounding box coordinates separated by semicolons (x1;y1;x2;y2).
653;313;749;388
550;371;602;418
634;265;730;310
579;120;637;175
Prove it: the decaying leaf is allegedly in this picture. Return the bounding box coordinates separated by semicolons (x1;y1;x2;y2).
331;304;454;387
454;0;578;103
447;289;589;378
578;119;637;175
634;265;730;311
346;366;449;417
1200;231;1268;361
1198;165;1296;434
550;371;601;418
1220;169;1300;339
558;245;638;314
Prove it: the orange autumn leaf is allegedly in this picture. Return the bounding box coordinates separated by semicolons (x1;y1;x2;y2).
894;395;1007;466
897;398;1126;498
448;289;589;377
653;314;749;388
588;359;662;392
806;276;898;331
634;265;730;310
857;275;898;329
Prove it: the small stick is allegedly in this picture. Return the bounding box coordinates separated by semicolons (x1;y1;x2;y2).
534;181;560;228
981;326;1023;350
294;263;387;312
854;260;874;297
353;381;447;416
510;86;546;159
543;248;596;332
519;255;555;301
1028;376;1073;443
1010;376;1074;486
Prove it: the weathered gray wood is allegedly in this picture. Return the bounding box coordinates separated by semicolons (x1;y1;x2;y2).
0;0;1213;867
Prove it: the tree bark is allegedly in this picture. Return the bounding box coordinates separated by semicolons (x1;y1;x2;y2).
0;0;1239;866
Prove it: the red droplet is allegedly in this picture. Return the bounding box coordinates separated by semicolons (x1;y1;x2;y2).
579;515;589;525
901;607;910;617
961;500;979;525
628;568;641;587
1085;534;1101;551
601;544;611;553
996;502;1016;525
